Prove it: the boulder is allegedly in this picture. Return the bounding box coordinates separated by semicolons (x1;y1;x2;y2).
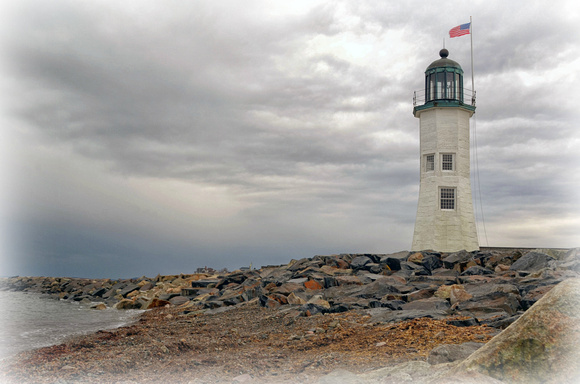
402;297;450;311
422;254;443;272
169;296;190;306
287;292;307;305
118;283;140;298
366;308;447;323
350;256;373;270
380;256;402;271
509;251;556;272
455;278;580;383
307;295;330;309
457;292;521;316
147;298;171;309
304;279;324;290
442;250;473;269
408;252;424;264
114;299;141;310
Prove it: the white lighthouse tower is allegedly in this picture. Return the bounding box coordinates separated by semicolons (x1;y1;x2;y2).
411;49;479;252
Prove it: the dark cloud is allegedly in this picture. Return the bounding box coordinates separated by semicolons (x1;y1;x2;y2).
1;0;578;277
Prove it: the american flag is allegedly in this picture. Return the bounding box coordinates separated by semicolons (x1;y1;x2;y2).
449;22;471;38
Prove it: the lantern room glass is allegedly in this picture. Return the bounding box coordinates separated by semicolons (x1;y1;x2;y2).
425;69;463;103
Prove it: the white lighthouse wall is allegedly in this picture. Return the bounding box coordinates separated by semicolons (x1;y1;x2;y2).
411;107;479;252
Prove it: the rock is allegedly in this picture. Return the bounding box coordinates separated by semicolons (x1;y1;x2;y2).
457;292;521;316
259;295;281;309
442;250;473;269
300;303;328;317
118;284;140;298
463;283;520;299
449;287;473;305
350;256;373;270
446;316;479;327
306;295;330;309
521;285;554;310
455;278;580;383
461;266;494;276
408;252;424;264
510;251;556;272
139;282;154;291
366;308;447;323
147;298;171;309
287;292;306;305
380;256;402;271
353;280;400;299
428;342;485;364
169;296;190;306
402;297;450;311
90;303;107;310
304;279;324;290
422;254;443;272
190;279;219;288
114;299;141;310
405;287;436;302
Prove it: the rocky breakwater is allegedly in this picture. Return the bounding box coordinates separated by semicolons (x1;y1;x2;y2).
2;248;578;329
0;273;224;311
253;248;580;329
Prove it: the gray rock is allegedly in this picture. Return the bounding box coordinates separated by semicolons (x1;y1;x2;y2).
366;308;447;323
442;250;473;269
510;251;556;272
350;256;373;270
455;278;580;383
402;297;450;311
380;256;402;271
457;292;521;316
119;283;140;298
190;279;219;288
169;296;190;306
461;266;494;276
422;254;443;272
428;342;485;365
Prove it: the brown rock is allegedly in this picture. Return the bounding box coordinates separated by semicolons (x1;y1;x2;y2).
408;252;424;264
269;293;288;305
114;299;141;310
304;279;323;290
449;286;473;305
147;298;171;309
287;292;306;305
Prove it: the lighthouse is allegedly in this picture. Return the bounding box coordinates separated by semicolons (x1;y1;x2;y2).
411;49;479;252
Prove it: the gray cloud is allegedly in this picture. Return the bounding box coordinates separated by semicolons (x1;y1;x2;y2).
1;0;578;277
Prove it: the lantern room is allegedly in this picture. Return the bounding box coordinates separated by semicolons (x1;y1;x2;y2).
413;49;475;116
425;48;464;102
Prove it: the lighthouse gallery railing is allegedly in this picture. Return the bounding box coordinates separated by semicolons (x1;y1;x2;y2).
413;89;476;107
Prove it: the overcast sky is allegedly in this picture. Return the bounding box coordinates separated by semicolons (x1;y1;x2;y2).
1;0;578;278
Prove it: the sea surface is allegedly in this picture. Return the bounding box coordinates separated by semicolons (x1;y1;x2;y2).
0;290;143;360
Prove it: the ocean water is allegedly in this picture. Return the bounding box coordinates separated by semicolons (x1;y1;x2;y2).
0;290;143;360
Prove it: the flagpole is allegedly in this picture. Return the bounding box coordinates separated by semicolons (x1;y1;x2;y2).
470;16;475;104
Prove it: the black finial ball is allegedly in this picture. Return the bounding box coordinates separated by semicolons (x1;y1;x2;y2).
439;48;449;58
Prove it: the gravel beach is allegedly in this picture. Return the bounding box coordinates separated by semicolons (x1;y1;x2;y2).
1;300;495;383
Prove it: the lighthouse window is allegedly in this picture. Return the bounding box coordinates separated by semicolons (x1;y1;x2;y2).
442;153;454;171
445;72;455;99
425;154;435;172
440;188;456;210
